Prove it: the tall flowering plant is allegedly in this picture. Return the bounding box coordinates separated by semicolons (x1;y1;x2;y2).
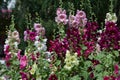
49;8;120;80
1;7;120;80
0;16;50;79
21;23;50;80
1;16;21;79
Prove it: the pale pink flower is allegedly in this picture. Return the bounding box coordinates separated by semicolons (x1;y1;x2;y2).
1;9;7;13
20;55;27;69
12;31;19;39
55;8;68;25
34;23;42;31
7;9;12;13
82;18;87;26
55;14;68;25
71;20;79;27
56;8;62;15
76;10;86;19
56;8;66;15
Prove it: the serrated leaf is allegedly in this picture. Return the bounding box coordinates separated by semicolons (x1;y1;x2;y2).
84;61;92;67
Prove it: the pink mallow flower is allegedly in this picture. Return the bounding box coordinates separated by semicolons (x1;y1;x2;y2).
114;64;119;74
56;8;66;15
55;8;68;25
24;30;30;41
76;10;86;19
17;50;21;60
34;23;42;31
20;55;27;69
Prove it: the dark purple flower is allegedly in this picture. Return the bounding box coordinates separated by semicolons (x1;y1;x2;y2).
31;54;36;61
20;72;28;80
104;76;110;80
48;74;58;80
98;21;120;50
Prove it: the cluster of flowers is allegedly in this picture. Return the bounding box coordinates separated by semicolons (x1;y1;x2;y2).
20;23;48;80
64;50;79;70
24;23;47;51
1;8;120;80
4;29;21;67
2;20;49;80
105;13;117;23
98;13;120;50
55;8;87;27
48;8;120;80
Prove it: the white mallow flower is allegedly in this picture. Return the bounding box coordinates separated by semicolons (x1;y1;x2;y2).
97;37;101;41
106;13;112;20
105;12;117;23
64;63;73;70
38;47;42;51
14;42;19;49
34;41;40;47
7;0;16;9
4;0;6;2
5;39;10;44
37;44;47;51
41;44;47;51
0;60;5;64
112;13;117;23
43;39;47;43
0;76;6;80
45;51;51;57
35;36;39;40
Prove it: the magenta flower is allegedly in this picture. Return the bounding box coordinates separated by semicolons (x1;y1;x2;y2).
31;54;36;61
48;74;58;80
17;50;21;60
5;52;11;61
103;76;110;80
29;31;36;41
98;21;120;50
114;64;119;74
20;72;28;80
20;55;27;69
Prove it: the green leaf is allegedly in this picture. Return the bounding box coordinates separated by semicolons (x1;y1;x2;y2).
84;61;92;68
95;64;103;72
114;51;119;57
70;75;81;80
82;46;87;50
81;71;89;80
55;60;61;66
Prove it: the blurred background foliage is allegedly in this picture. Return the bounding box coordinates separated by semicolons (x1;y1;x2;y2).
0;0;120;55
